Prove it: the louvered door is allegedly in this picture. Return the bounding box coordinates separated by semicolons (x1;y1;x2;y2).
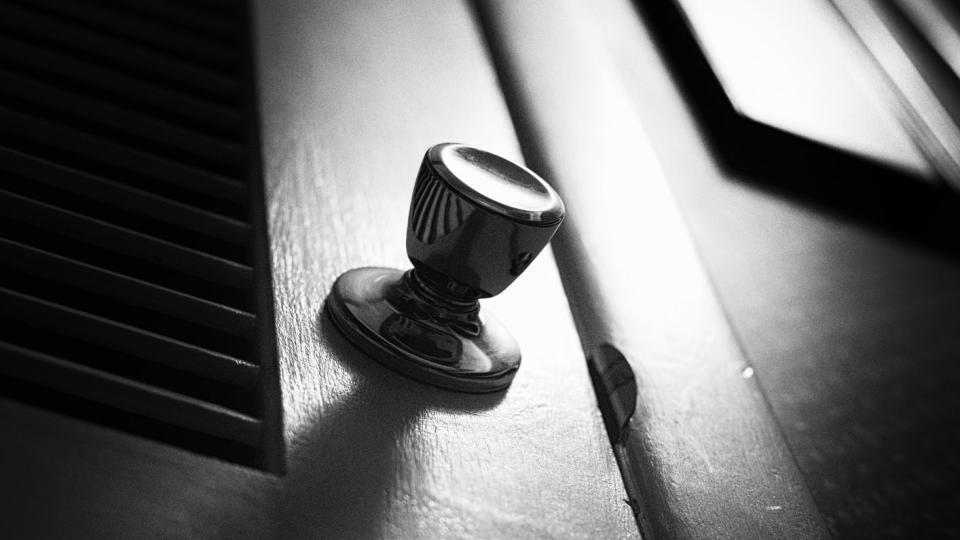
0;0;282;472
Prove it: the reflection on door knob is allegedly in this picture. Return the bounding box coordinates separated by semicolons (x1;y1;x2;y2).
326;143;565;392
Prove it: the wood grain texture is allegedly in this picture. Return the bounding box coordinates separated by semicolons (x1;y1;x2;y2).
252;0;637;537
592;0;960;535
477;1;829;537
3;2;633;538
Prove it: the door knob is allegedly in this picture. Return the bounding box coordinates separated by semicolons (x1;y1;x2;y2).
326;143;564;392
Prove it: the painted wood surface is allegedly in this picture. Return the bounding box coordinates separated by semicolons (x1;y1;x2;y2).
477;0;829;537
3;1;635;538
253;0;637;537
594;0;960;534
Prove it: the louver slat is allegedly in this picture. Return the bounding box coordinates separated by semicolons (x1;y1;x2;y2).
0;2;240;103
0;107;247;210
0;147;250;256
0;35;241;139
0;342;262;445
94;0;242;44
0;0;281;471
0;287;259;390
7;0;238;71
0;68;245;172
0;189;253;294
0;238;256;339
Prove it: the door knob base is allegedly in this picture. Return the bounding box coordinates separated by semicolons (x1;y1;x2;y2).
326;267;520;393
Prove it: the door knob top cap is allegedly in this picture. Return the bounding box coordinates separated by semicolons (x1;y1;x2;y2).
407;143;564;299
426;143;564;225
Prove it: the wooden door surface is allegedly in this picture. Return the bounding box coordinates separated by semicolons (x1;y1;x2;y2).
2;1;637;538
11;0;949;536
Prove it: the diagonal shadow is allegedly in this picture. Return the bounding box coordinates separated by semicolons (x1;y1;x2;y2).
278;310;505;539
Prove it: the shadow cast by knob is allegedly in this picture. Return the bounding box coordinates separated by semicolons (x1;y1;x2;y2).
278;310;505;539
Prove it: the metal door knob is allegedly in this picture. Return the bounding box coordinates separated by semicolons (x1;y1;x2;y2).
326;143;564;392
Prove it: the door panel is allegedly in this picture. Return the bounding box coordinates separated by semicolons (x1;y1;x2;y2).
253;0;637;537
